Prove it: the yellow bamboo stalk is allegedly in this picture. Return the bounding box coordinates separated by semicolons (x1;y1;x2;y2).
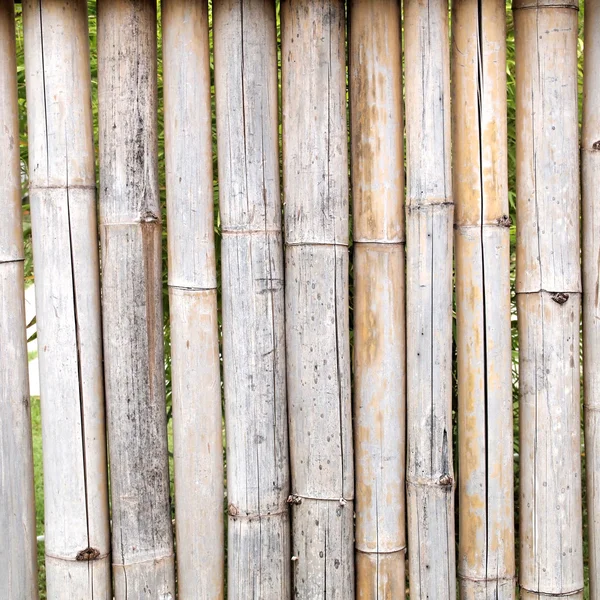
514;1;583;598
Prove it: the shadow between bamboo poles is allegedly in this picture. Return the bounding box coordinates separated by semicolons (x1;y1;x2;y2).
452;0;516;598
583;1;600;598
0;1;39;597
162;1;225;598
213;1;291;597
282;0;354;597
22;0;111;596
404;0;456;598
513;0;584;598
97;0;175;596
348;1;406;598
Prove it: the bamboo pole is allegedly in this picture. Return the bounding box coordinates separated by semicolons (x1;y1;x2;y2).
514;1;583;598
97;1;175;596
0;1;39;597
583;0;600;598
23;0;111;596
162;1;224;598
404;0;455;598
214;2;291;596
282;1;354;597
452;1;515;598
349;1;406;598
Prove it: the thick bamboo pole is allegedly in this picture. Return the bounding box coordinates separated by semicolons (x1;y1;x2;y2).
0;1;38;597
452;1;515;598
98;1;175;596
349;1;406;598
404;0;455;598
213;1;291;597
282;1;354;597
583;0;600;597
162;1;224;598
23;0;111;596
514;1;583;598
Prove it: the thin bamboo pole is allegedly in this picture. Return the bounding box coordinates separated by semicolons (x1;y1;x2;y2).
0;1;38;597
214;2;290;596
349;1;406;598
404;0;455;597
282;1;354;597
452;1;515;598
162;1;224;598
583;0;600;598
23;0;111;596
514;1;583;598
97;1;175;596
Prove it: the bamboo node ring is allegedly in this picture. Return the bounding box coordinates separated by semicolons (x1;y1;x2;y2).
550;292;569;305
75;547;101;562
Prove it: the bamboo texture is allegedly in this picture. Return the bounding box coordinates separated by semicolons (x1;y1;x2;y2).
452;0;515;598
23;0;111;596
98;0;175;596
583;1;600;598
404;0;456;597
162;1;225;598
282;0;354;597
514;1;583;598
214;1;291;597
349;1;406;598
0;1;38;597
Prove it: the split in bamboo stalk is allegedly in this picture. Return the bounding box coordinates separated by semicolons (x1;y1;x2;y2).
404;0;456;597
349;1;406;598
452;1;515;598
514;1;583;598
583;1;600;598
23;0;111;596
282;1;354;597
162;1;224;598
0;1;38;597
214;2;291;596
98;1;175;596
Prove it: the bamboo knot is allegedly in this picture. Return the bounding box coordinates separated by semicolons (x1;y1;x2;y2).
227;503;239;516
551;292;569;305
593;140;600;151
497;214;511;227
439;474;453;486
76;547;101;561
286;494;302;505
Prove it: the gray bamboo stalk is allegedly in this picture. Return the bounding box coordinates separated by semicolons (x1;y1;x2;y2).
97;0;175;596
214;1;291;596
583;0;600;598
23;0;111;596
0;1;38;597
452;0;515;598
282;1;354;597
514;1;583;598
162;1;224;598
404;0;455;597
349;1;406;598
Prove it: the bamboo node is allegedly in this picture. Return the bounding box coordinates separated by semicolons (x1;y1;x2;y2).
593;140;600;151
550;292;569;305
75;547;101;561
227;503;239;516
497;214;511;227
439;474;453;486
286;494;303;505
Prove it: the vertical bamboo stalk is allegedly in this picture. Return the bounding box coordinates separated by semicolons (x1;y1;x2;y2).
97;1;175;596
349;1;406;598
514;1;583;598
23;0;111;596
583;0;600;597
452;1;515;598
404;0;455;598
282;1;354;597
162;1;224;598
0;1;39;597
214;2;291;596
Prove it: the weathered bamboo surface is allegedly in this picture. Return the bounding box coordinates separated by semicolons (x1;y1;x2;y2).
162;1;224;598
349;1;406;598
514;1;583;598
23;0;111;596
214;1;291;597
282;0;354;597
452;1;515;598
404;0;455;598
98;0;175;596
583;1;600;598
0;1;38;597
